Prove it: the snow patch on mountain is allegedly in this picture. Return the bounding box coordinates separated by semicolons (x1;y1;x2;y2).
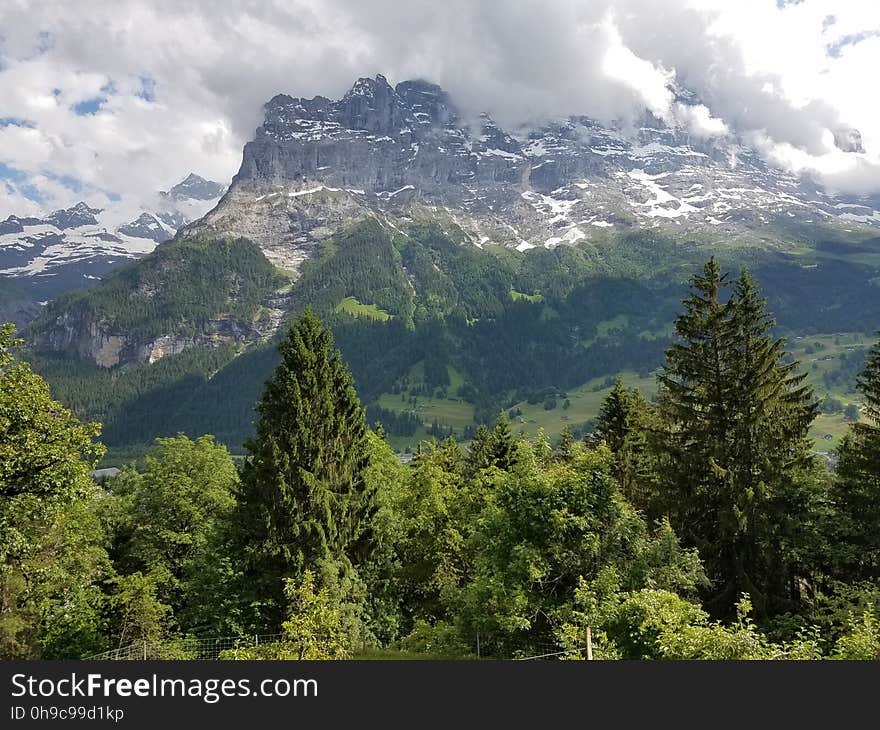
0;174;227;313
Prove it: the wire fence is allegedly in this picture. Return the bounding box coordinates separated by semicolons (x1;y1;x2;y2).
87;634;283;661
87;632;591;661
514;647;583;661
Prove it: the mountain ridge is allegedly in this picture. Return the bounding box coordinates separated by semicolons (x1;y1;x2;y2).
0;173;227;326
185;74;879;273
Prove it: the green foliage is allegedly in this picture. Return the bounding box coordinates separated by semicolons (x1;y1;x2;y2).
234;310;375;629
833;608;880;660
456;441;706;655
8;254;880;661
104;435;238;613
221;570;349;660
595;380;661;515
562;588;824;660
106;571;173;649
398;620;474;659
393;438;471;626
1;324;105;503
295;220;414;322
1;324;109;658
832;333;880;580
358;431;410;644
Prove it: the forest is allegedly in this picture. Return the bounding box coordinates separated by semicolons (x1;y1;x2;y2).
2;258;880;660
25;220;880;457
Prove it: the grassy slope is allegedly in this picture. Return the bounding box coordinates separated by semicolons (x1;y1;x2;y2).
372;332;874;453
335;296;393;321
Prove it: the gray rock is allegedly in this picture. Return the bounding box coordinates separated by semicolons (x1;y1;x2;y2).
162;173;227;201
46;202;102;229
118;213;173;242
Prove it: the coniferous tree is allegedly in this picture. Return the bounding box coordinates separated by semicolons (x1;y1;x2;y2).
833;333;880;579
657;260;819;618
464;415;517;477
596;379;632;453
488;413;516;471
234;310;375;627
596;381;660;516
556;426;575;462
464;424;493;477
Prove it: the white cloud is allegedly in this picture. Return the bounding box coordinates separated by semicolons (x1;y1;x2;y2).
674;103;729;138
0;0;878;219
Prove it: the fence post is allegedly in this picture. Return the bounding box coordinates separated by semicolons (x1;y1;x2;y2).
254;634;259;647
143;640;147;661
476;632;480;659
585;627;593;661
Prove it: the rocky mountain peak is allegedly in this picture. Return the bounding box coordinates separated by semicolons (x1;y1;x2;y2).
46;201;103;229
337;74;412;136
394;79;458;127
833;126;865;154
117;212;173;242
163;173;227;201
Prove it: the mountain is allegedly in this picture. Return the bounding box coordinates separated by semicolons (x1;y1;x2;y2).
189;73;879;270
0;174;226;325
162;172;227;201
21;76;880;457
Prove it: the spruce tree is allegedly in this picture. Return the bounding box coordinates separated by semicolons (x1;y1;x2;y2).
596;379;632;453
596;381;660;516
464;424;493;477
464;416;516;476
833;333;880;579
488;413;516;470
657;260;818;617
235;310;374;626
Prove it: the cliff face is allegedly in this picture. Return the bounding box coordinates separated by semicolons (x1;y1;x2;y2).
29;236;286;368
237;76;525;193
188;74;880;273
35;304;273;367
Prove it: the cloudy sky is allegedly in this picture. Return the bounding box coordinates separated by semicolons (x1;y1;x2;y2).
1;0;879;218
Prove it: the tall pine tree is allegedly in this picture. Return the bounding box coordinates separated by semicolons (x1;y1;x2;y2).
595;380;660;515
464;415;516;476
657;260;818;618
596;379;632;454
833;333;880;579
234;310;375;627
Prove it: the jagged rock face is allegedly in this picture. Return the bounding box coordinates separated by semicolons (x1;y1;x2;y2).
237;75;526;195
162;173;227;201
45;202;101;230
190;74;880;268
834;126;865;154
117;213;174;243
35;305;276;368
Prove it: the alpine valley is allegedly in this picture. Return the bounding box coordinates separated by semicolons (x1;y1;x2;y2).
15;75;880;461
